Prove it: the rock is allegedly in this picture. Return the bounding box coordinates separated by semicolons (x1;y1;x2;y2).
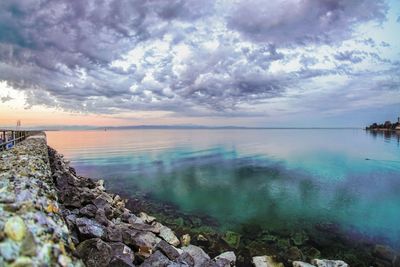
291;231;309;246
45;202;59;214
20;231;37;256
76;238;112;267
214;251;236;267
130;223;160;233
93;193;113;209
131;231;158;252
10;256;33;267
155;223;180;246
109;257;135;267
293;261;316;267
139;212;156;224
373;245;397;262
393;256;400;267
95;208;111;226
106;226;123;242
0;189;16;203
181;234;191;247
156;240;180;260
222;231;240;249
80;204;98;218
120;226;139;245
287;247;303;261
58;254;73;267
252;256;284;267
182;245;211;267
311;259;348;267
141;250;171;267
277;238;290;249
0;240;19;261
175;252;195;266
196;234;209;246
76;217;105;238
4;216;27;241
109;242;135;267
197;234;208;242
304;247;320;259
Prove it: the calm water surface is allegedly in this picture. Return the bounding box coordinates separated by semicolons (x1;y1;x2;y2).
47;129;400;248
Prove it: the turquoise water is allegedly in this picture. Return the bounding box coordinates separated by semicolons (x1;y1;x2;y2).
47;129;400;248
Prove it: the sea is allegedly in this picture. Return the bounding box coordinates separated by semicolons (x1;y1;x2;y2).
46;129;400;264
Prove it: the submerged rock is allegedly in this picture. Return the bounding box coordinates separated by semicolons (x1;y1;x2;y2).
287;246;303;261
373;244;397;262
291;231;309;246
222;231;241;249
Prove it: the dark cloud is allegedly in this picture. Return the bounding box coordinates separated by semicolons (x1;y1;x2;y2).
227;0;388;44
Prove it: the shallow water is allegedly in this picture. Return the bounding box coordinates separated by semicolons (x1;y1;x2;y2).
47;129;400;249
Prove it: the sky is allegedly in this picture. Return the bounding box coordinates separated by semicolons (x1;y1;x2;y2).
0;0;399;128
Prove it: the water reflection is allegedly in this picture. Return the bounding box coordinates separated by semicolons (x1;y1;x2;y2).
367;129;400;146
46;129;400;250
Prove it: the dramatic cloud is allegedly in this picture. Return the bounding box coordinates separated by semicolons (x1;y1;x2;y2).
226;0;388;44
0;0;398;122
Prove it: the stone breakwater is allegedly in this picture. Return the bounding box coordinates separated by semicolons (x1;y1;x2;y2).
0;134;357;267
0;134;83;266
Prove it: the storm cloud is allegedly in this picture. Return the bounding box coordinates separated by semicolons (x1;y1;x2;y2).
0;0;398;118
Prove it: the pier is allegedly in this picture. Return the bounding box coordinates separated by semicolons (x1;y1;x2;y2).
0;130;38;151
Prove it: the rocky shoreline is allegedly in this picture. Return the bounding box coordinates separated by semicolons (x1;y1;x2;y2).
2;134;399;266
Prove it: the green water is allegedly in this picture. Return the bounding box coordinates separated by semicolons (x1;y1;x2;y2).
47;129;400;250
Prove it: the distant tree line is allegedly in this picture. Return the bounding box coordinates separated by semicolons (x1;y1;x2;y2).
366;117;400;130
